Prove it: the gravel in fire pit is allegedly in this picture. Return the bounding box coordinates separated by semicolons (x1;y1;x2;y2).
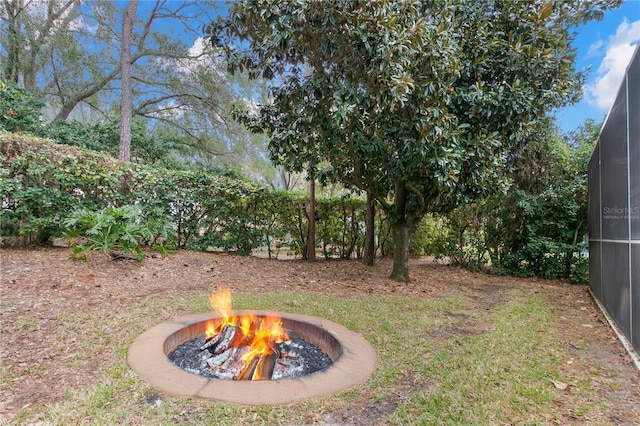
168;332;333;380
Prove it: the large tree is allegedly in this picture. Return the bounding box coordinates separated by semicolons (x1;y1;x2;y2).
119;0;138;162
1;0;80;89
210;0;619;281
0;0;222;124
0;0;273;175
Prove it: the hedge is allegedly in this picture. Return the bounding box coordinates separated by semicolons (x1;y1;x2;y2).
1;133;385;259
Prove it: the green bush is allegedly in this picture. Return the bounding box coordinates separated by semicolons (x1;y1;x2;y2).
1;134;373;260
42;120;176;166
420;206;489;271
63;204;172;261
570;251;589;283
409;214;436;256
0;81;44;134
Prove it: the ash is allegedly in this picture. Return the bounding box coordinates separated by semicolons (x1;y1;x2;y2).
168;332;333;380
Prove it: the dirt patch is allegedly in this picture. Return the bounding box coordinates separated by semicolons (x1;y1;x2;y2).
1;247;639;424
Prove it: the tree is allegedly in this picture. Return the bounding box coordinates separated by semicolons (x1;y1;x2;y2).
306;167;316;261
119;0;138;162
1;0;273;176
210;0;619;281
439;117;601;280
362;192;376;266
1;0;80;90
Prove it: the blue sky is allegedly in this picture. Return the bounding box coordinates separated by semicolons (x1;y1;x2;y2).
555;0;640;133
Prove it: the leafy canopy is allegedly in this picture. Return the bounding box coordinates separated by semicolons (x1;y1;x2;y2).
210;0;617;225
209;0;618;281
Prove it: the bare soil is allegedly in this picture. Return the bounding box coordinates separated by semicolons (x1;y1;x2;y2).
1;247;639;424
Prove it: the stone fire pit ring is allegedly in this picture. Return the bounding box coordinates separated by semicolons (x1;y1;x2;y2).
128;310;377;405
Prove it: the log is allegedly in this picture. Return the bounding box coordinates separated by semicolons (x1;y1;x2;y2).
206;346;235;368
201;324;240;354
236;355;260;381
237;348;280;381
252;352;278;380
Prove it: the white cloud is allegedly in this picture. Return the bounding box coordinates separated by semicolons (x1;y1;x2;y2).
585;19;640;110
173;37;226;78
586;39;605;58
25;0;92;40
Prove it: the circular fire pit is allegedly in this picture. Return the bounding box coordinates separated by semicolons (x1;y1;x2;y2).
128;310;376;405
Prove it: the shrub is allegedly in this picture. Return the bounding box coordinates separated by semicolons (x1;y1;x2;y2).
1;135;373;259
63;204;172;261
0;81;44;134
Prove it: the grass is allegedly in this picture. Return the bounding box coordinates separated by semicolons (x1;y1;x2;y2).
7;287;613;425
395;294;561;424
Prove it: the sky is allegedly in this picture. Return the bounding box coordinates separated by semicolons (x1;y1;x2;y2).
555;0;640;134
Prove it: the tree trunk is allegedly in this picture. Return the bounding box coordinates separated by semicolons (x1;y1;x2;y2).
3;0;22;83
119;0;138;162
363;192;375;266
306;171;316;261
389;180;413;282
390;221;413;282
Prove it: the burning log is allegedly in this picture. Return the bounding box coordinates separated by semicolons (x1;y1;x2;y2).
201;325;242;354
253;352;278;380
236;355;260;381
237;350;279;381
206;346;237;369
201;329;224;351
206;347;243;380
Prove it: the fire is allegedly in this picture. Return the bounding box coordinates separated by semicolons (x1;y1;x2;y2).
205;287;234;338
204;287;290;380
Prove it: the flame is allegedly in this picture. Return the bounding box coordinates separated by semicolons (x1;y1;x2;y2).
241;316;289;361
206;286;241;338
205;287;290;380
209;286;232;316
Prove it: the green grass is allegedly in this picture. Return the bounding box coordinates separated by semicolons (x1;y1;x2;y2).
391;294;562;424
7;288;611;425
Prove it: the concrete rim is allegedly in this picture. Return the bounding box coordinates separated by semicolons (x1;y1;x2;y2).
128;311;377;405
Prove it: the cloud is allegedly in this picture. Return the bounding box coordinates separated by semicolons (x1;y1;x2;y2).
586;39;605;58
585;19;640;110
175;37;226;78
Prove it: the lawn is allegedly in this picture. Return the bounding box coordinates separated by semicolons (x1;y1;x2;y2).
1;247;638;425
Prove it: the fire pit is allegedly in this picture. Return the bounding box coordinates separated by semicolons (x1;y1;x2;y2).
128;290;376;405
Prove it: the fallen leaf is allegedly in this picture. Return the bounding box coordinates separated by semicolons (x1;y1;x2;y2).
552;380;568;390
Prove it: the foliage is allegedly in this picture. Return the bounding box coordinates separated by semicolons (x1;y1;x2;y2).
409;214;445;257
210;0;618;281
1;136;128;243
491;120;596;281
1;134;376;259
425;119;598;281
43;120;120;155
0;0;274;180
62;204;171;261
0;127;594;280
0;80;44;133
42;120;176;166
0;80;180;166
316;195;367;259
